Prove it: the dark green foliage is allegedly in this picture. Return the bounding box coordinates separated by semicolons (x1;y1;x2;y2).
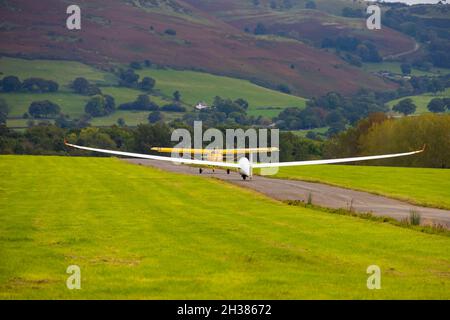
393;98;417;116
118;94;159;111
21;78;59;92
305;1;316;9
28;100;61;118
85;95;115;117
0;99;9;125
148;111;164;123
254;23;268;35
164;29;177;36
342;7;364;18
173;90;181;102
119;69;140;87
71;77;101;96
277;84;291;94
401;63;412;75
140;77;156;91
161;103;186;112
1;76;21;92
427;98;446;113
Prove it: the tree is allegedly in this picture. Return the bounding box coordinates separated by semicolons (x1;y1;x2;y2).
0;98;9;125
277;84;291;94
161;103;186;112
104;95;116;114
234;98;249;110
129;61;142;70
173;90;181;102
140;77;156;91
119;69;139;87
28;100;61;118
148;111;164;123
72;77;101;95
401;63;412;75
22;78;59;92
427;98;446;113
1;76;21;92
254;23;268;35
393;98;417;116
72;77;89;93
84;95;114;117
444;98;450;111
117;118;126;127
305;1;316;9
164;29;176;36
118;95;159;111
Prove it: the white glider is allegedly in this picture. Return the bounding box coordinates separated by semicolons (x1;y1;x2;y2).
65;141;425;180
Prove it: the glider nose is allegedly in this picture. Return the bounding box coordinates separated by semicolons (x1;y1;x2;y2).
238;157;251;177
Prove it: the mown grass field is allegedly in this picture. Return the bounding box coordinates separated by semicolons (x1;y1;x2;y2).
0;156;449;299
363;62;450;78
388;88;450;115
0;57;116;87
137;69;308;117
272;165;450;210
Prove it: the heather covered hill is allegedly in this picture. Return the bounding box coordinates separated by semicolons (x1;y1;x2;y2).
191;0;416;57
0;0;394;96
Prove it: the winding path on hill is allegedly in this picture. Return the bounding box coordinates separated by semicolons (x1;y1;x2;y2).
124;159;450;228
384;40;420;61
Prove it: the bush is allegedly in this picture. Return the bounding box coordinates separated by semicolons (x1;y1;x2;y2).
409;210;421;226
118;95;159;111
427;98;446;113
161;103;186;112
85;95;115;117
148;111;164;123
1;76;21;92
28;100;61;118
164;29;176;36
393;99;416;115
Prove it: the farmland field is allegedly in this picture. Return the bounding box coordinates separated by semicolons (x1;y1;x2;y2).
388;88;450;115
137;69;308;116
272;165;450;210
0;156;449;299
0;57;116;87
363;62;450;78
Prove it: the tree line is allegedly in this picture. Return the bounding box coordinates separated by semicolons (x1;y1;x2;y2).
325;113;450;168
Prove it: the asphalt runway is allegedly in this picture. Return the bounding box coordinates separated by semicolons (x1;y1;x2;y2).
124;159;450;228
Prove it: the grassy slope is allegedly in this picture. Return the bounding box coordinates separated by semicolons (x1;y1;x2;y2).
137;69;307;117
273;165;450;210
0;156;449;299
363;62;450;78
387;88;450;115
1;58;308;125
0;57;116;87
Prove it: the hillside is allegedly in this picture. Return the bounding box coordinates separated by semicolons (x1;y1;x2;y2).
0;57;309;127
0;155;449;299
186;0;416;57
0;0;396;96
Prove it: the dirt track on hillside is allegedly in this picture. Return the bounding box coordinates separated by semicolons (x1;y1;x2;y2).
124;159;450;228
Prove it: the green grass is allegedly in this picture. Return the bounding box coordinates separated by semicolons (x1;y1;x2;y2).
272;165;450;210
89;110;182;127
0;57;116;88
388;88;450;115
363;62;450;77
0;155;449;299
137;68;307;116
285;127;329;138
0;92;89;118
